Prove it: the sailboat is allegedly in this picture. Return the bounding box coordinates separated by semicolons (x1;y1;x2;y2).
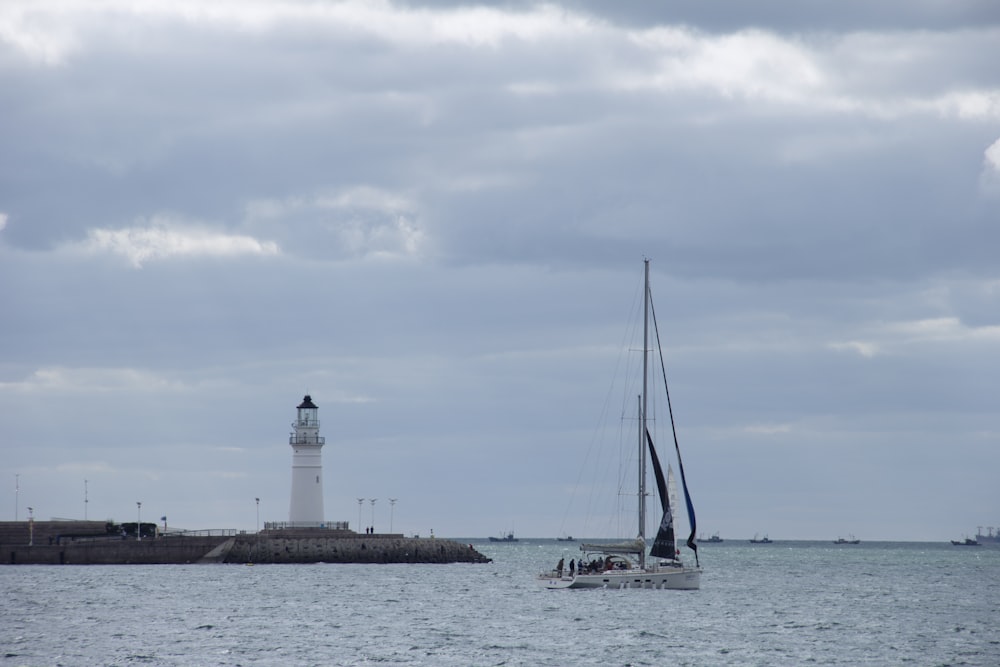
537;259;702;590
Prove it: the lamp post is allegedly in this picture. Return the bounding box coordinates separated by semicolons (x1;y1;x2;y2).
27;506;33;546
84;479;89;521
389;498;397;534
369;498;377;534
254;497;261;563
357;498;364;533
136;501;142;541
15;474;19;521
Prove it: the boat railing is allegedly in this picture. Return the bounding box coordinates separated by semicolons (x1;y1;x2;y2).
263;521;350;531
161;529;239;537
578;539;645;555
288;435;326;445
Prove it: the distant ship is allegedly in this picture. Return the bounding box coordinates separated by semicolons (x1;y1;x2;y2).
975;527;999;544
556;535;575;542
749;534;772;544
698;533;723;543
833;536;860;545
951;537;980;546
489;531;518;542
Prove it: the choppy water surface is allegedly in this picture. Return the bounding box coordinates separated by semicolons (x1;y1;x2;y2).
2;540;998;666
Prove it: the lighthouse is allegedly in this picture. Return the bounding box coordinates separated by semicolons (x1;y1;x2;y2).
288;395;326;526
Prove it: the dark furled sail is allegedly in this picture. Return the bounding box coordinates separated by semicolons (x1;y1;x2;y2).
649;285;699;567
673;435;698;563
646;429;677;560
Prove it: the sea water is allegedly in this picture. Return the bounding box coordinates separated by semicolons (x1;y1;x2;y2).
1;540;997;666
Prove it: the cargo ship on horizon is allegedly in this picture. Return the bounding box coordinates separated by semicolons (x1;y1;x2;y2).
975;526;999;544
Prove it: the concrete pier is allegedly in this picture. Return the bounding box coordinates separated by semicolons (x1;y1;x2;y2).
0;522;490;565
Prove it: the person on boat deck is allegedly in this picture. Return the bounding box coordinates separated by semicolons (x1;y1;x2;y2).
569;559;575;575
604;556;613;571
556;558;564;575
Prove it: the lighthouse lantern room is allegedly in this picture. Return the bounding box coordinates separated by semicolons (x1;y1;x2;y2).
288;394;326;526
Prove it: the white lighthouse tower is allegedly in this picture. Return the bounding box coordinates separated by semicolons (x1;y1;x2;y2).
288;394;326;526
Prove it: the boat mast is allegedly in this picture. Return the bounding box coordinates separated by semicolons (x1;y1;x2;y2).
639;258;650;569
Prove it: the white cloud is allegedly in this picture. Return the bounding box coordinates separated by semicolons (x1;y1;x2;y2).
888;317;1000;344
0;0;588;66
75;216;279;268
55;461;115;475
0;366;186;394
3;0;997;131
246;187;426;260
934;91;1000;121
829;340;880;358
986;138;1000;171
830;317;1000;359
982;137;1000;196
0;3;81;65
0;212;7;231
627;27;825;104
313;186;416;217
621;26;1000;122
337;215;424;259
140;0;587;48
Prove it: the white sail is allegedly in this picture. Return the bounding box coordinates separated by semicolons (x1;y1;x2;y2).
667;464;679;556
667;464;679;539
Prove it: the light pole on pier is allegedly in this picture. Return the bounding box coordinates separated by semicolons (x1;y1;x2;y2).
357;498;364;533
389;498;397;534
254;497;261;563
369;498;377;534
136;501;142;541
27;506;33;546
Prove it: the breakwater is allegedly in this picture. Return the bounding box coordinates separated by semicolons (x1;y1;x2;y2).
228;533;489;564
0;522;490;565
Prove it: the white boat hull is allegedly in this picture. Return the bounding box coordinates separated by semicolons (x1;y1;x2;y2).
537;566;701;590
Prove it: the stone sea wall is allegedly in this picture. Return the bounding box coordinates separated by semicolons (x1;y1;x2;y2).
227;534;489;564
0;522;490;565
5;537;232;565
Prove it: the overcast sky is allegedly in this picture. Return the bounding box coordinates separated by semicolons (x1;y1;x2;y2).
2;0;999;543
